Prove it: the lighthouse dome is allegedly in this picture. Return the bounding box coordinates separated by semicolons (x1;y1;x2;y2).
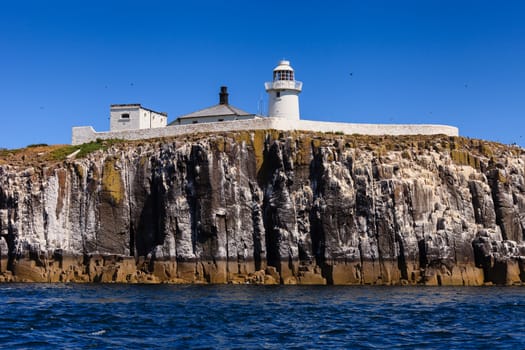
273;60;294;72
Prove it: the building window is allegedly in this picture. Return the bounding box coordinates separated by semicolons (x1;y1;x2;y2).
192;121;198;124
218;119;224;122
276;92;281;98
121;113;130;119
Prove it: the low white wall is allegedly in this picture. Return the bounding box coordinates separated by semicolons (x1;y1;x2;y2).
72;118;459;145
172;114;255;126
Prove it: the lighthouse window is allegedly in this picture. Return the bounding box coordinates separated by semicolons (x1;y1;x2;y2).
274;71;285;81
276;92;281;98
274;71;294;81
121;113;130;119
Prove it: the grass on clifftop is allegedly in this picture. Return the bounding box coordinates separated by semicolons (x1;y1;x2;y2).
1;132;523;169
51;139;124;160
0;139;126;166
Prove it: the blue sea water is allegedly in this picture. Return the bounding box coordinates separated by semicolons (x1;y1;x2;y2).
0;284;524;349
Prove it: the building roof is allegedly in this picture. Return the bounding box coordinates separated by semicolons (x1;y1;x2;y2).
174;103;254;120
168;86;257;125
110;104;168;116
273;60;294;72
110;103;142;107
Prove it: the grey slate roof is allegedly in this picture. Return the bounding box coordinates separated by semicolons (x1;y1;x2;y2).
174;104;254;120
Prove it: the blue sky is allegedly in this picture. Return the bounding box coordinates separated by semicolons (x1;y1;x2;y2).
1;0;524;148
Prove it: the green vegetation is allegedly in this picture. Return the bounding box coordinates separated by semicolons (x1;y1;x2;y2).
51;139;124;160
324;131;345;135
27;143;48;148
0;148;19;157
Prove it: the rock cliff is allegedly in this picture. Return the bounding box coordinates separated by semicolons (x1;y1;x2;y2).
0;131;524;285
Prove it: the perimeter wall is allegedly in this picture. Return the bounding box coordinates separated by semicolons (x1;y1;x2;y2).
72;118;459;145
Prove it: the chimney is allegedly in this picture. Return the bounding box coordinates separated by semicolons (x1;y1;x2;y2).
219;86;229;105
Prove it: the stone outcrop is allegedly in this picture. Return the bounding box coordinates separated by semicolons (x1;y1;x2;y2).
0;131;524;285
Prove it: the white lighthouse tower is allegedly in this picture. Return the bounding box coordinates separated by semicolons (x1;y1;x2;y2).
265;60;302;120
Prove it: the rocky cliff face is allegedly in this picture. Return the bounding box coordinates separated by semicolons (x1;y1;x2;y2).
1;131;524;285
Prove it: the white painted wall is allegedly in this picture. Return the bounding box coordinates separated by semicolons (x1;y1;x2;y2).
110;105;167;131
139;109;167;129
267;89;300;120
172;114;256;126
110;106;141;131
73;118;459;145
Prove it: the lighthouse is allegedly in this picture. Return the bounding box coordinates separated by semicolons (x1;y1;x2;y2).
265;60;302;120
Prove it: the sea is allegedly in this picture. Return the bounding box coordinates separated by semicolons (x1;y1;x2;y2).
0;284;523;349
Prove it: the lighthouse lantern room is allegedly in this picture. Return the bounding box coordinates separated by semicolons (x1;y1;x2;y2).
265;60;302;120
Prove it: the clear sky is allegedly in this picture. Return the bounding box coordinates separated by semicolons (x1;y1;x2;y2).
1;0;524;149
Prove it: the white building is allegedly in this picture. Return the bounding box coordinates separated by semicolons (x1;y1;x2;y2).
110;104;167;132
170;86;257;125
265;60;302;120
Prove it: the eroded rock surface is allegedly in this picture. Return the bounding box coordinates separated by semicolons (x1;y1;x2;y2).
0;131;524;285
